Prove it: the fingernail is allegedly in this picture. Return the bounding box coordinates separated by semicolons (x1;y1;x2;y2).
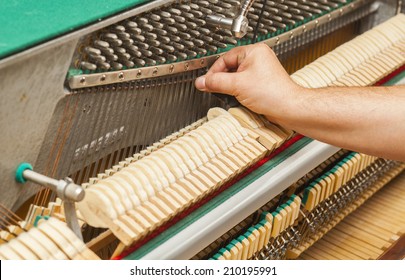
195;76;206;91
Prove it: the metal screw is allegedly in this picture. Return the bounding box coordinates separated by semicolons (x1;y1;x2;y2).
118;72;124;80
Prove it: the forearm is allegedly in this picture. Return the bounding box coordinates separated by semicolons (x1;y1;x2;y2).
267;85;405;161
194;44;405;161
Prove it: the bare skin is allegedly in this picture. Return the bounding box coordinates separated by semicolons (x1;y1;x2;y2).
195;43;405;162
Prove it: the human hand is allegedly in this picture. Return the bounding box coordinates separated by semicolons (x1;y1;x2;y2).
195;43;301;118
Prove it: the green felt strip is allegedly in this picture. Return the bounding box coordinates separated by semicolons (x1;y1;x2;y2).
213;191;301;260
384;70;405;86
237;236;246;243
0;0;150;59
225;244;235;252
254;224;262;231
302;188;310;204
219;248;228;257
124;137;313;259
303;152;359;204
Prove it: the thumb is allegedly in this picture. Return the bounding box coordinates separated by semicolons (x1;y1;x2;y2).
195;72;238;95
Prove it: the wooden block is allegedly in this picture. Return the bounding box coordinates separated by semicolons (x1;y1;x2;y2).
237;236;250;260
293;195;302;221
117;215;144;237
219;248;232;260
177;177;203;198
271;213;282;238
263;220;272;247
313;183;322;207
102;178;139;210
127;210;153;233
304;187;317;211
278;208;288;232
318;179;327;203
0;243;24;260
29;227;68;260
117;171;149;202
228;107;278;151
231;240;243;260
251;228;261;257
142;200;169;223
256;225;267;253
323;175;333;199
39;221;81;259
91;183;127;217
283;204;293;228
289;201;298;226
16;230;52;259
245;232;256;259
77;188;120;228
334;167;344;192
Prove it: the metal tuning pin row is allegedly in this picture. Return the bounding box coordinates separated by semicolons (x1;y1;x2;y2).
77;0;348;72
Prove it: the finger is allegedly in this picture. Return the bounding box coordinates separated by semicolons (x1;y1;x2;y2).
196;72;239;95
208;46;250;74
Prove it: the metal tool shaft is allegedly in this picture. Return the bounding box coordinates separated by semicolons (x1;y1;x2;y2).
22;169;84;202
206;0;256;38
16;164;85;240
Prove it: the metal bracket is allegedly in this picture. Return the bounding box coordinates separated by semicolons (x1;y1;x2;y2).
15;163;85;240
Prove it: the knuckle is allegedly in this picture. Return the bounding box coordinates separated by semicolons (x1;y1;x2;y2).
205;74;216;89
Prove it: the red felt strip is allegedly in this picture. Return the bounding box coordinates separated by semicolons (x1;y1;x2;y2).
374;65;405;86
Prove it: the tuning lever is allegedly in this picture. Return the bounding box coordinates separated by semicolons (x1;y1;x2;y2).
205;0;256;38
15;163;85;240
